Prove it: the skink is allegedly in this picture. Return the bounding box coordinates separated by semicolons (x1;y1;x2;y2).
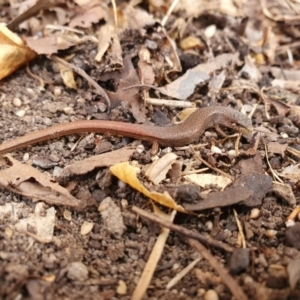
0;106;252;154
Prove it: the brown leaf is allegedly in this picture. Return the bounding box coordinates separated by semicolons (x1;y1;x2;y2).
157;52;241;99
0;155;82;207
183;173;272;211
69;5;107;28
62;148;135;177
25;36;76;55
183;186;253;211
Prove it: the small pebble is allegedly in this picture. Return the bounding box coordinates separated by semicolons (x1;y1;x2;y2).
211;145;222;154
15;110;26;117
205;24;217;39
136;144;145;153
264;229;277;238
63;107;74;115
250;208;260;219
116;280;127;295
204;289;219;300
285;223;300;249
118;180;126;189
13;98;22;107
63;210;72;221
66;262;88;281
121;199;128;210
53;87;62;96
205;221;213;231
244;276;254;285
229;248;250;274
23;153;30;161
80;221;94;235
227;150;237;157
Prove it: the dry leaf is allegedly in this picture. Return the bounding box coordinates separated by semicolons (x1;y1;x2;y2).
25;36;77;55
110;162;187;213
287;258;300;290
69;5;107;28
57;59;77;89
0;155;82;207
145;153;178;185
279;164;300;183
267;142;288;157
0;24;36;80
157;52;240;99
184;174;232;189
62;147;135;177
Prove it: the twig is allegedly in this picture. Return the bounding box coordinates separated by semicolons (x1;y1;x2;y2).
51;55;111;111
132;206;234;252
145;97;193;108
194;152;234;181
188;239;249;300
161;0;180;26
233;209;246;248
26;64;45;88
264;143;283;183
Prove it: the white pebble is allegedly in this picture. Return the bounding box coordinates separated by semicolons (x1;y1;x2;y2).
205;24;217;39
118;179;126;189
205;221;213;231
80;221;94;235
136;144;145;153
211;145;222;154
53;87;62;96
250;208;260;219
227;150;237;157
63;107;74;115
13;98;22;107
23;153;30;161
15;110;26;117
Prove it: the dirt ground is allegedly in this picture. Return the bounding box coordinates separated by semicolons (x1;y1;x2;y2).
1;1;300;300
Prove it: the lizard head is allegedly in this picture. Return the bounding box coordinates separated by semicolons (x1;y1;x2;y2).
227;109;253;134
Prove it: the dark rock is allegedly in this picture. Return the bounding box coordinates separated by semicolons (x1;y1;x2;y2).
229;248;250;274
285;224;300;250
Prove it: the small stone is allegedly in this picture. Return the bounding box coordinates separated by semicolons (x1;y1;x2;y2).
250;208;260;219
211;145;222;154
13;97;22;107
53;87;62;96
66;262;88;281
264;229;277;238
63;210;72;221
116;280;127;295
204;289;219;300
63;107;74;115
80;221;94;235
15;110;26;117
285;223;300;249
229;248;250;274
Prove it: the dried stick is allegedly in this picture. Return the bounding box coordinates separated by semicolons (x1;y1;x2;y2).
132;206;233;252
188;239;249;300
51;55;111;110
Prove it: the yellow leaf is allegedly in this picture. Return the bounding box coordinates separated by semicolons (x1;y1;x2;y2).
110;162;187;213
